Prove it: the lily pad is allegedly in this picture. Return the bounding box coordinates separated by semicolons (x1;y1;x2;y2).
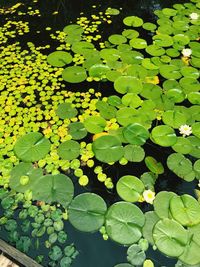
62;66;87;83
92;135;124;163
71;41;94;55
159;65;182;79
162;110;187;128
146;45;165;56
122;29;139;39
32;174;74;208
56;103;78;119
89;64;110;78
172;137;192;154
105;202;145;245
170;195;200;226
100;48;120;61
10;163;43;193
58;140;80;160
68;122;87;140
47;51;72;67
84;115;106;134
116;175;145;202
151;125;177;147
114;76;143;94
153;34;173;47
142;211;160;244
68;193;107;232
154;191;177;219
14;132;51;162
123;16;143;27
123;123;149;145
144;156;164;174
124;144;145;162
153;218;188;257
130;38;147;49
108;34;127;45
127;244;146;266
63;24;83;35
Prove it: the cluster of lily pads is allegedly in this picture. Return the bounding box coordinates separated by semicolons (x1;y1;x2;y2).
0;0;200;266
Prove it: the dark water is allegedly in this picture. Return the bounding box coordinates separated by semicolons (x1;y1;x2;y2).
0;0;195;266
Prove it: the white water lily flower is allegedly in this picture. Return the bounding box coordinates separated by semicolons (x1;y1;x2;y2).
189;13;199;20
179;124;192;137
181;48;192;57
143;189;155;204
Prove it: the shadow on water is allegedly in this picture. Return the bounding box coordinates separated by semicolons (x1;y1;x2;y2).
0;0;193;266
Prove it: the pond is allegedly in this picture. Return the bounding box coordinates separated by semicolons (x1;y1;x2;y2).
0;0;200;267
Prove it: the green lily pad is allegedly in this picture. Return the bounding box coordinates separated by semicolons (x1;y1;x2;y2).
100;48;120;61
56;103;78;119
188;136;200;159
173;34;190;48
166;48;180;57
188;92;200;104
172;137;192;154
47;51;72;67
122;29;139;39
14;132;51;162
153;218;188;257
165;89;185;103
105;8;120;15
63;24;84;35
157;24;173;35
140;83;162;99
167;153;195;181
32;174;74;207
68;193;107;232
114;76;143;94
84;115;106;134
92;135;124;163
142;211;160;245
124;144;145;162
153;34;173;47
107;95;122;107
68;122;87;140
145;156;164;174
151;125;177;147
179;235;200;266
159;65;182;79
105;202;145;245
96;100;117;119
142;22;157;31
116;175;145;202
62;66;87;83
71;41;94;55
154;191;177;219
126;64;147;80
121;51;144;64
192;122;200;138
106;70;122;82
123;123;149;145
162;110;187;128
127;244;146;266
89;64;110;78
108;34;127;45
180;77;200;94
142;58;159;70
123;16;143;27
130;38;147;49
58;140;80;160
162;7;177;16
10;163;43;193
146;45;165;57
170;195;200;227
194;159;200;179
116;108;140;126
122;93;143;108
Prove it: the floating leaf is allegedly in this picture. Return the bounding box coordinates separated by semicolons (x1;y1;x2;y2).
124;144;145;162
92;135;124;163
89;64;110;78
153;34;173;47
68;122;87;140
96;100;117;119
47;51;72;67
142;211;160;244
154;191;177;219
105;8;120;15
145;156;164;174
194;159;200;179
68;193;107;232
170;195;200;226
122;29;139;39
151;125;177;147
14;132;51;162
84;115;106;134
127;244;146;266
123;16;143;27
109;34;127;45
10;163;43;193
63;24;83;35
188;136;200;159
62;66;87;83
130;38;147;49
56;103;78;119
153;218;189;257
32;174;74;207
114;76;143;94
105;202;145;245
116;175;145;202
162;110;187;128
123;123;149;145
159;65;182;79
142;22;157;31
146;45;165;56
71;41;94;55
172;137;192;154
58;140;80;160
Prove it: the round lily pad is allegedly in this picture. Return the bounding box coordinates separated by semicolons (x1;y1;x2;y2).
47;51;72;67
62;66;87;83
153;218;188;257
68;193;107;232
71;41;94;55
56;103;78;119
58;140;80;160
68;122;87;140
162;110;187;128
153;34;173;47
105;202;145;245
130;38;147;49
100;48;120;61
122;29;139;39
170;195;200;226
84;115;106;134
146;45;165;56
63;24;84;35
142;211;160;244
89;64;110;78
188;92;200;104
123;16;143;27
142;22;157;31
32;174;74;208
192;122;200;138
105;8;120;15
92;135;124;163
10;163;43;193
96;100;117;119
144;156;164;174
151;125;177;147
108;34;127;45
124;144;145;162
116;107;140;126
14;132;51;162
188;136;200;158
116;175;145;202
194;159;200;179
114;76;143;94
159;65;182;79
153;191;177;219
123;123;149;145
172;137;192;154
